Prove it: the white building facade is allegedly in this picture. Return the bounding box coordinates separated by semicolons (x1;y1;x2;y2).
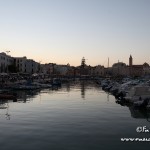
54;64;70;75
14;57;39;74
0;52;14;73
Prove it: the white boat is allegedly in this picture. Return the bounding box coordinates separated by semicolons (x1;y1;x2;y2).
32;82;52;88
125;86;150;102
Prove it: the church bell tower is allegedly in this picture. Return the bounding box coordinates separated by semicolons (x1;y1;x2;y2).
129;55;133;66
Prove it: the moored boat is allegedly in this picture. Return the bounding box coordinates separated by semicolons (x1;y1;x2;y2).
52;78;61;86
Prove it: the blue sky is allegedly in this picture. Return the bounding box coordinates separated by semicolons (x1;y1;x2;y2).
0;0;150;66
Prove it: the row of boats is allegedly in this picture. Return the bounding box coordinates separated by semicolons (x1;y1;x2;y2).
0;78;62;100
1;78;61;90
98;78;150;108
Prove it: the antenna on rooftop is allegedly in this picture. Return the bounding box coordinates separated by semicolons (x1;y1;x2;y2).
5;51;10;55
108;57;109;68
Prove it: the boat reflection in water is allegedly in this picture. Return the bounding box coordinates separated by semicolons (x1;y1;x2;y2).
0;101;10;120
0;89;44;120
0;91;34;120
0;81;94;120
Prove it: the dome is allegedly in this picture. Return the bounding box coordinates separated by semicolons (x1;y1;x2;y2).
112;62;126;68
143;62;149;67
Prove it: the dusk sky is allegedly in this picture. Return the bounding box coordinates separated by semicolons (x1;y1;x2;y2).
0;0;150;66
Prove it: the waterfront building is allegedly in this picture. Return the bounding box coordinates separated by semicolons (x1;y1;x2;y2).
73;67;81;76
14;56;27;73
129;65;143;77
0;52;14;73
111;62;128;76
143;62;150;76
109;55;150;77
14;57;39;74
53;64;71;76
40;63;56;74
90;65;105;77
25;59;39;74
128;55;148;77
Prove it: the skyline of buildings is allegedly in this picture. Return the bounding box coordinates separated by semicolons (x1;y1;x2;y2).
0;51;149;77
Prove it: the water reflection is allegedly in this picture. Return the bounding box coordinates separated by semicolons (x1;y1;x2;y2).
0;90;41;120
1;82;150;123
107;93;110;102
80;80;95;99
5;103;10;120
129;106;150;122
62;81;86;99
0;81;93;120
0;101;10;120
66;83;71;92
80;81;85;99
116;100;150;123
16;89;40;102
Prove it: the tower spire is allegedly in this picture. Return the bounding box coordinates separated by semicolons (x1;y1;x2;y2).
129;55;133;66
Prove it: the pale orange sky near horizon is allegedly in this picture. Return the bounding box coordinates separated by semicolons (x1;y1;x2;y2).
0;0;150;67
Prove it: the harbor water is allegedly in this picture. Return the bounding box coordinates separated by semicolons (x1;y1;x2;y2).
0;81;150;150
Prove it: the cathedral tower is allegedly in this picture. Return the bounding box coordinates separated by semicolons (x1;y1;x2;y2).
129;55;133;66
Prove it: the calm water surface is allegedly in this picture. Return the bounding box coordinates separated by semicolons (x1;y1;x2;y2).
0;81;150;150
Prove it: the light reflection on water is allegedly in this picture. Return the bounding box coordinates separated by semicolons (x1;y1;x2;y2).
0;81;150;150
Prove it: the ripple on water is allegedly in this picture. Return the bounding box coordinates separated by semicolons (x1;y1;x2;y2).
0;82;150;150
